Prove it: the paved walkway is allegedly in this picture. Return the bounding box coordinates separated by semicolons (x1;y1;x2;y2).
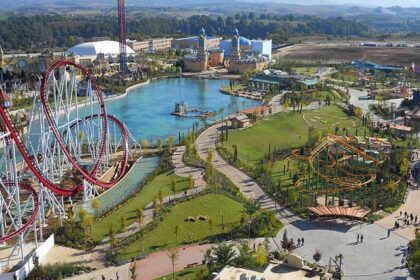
135;244;212;280
196;123;300;225
172;146;206;188
278;220;412;279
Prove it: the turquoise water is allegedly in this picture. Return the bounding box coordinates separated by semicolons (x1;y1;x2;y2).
105;78;260;143
74;156;161;217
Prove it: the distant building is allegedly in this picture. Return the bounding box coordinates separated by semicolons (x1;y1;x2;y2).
67;40;135;58
172;36;221;50
183;28;209;72
127;38;173;53
249;69;319;91
221;33;272;59
127;39;150;52
230;114;251;129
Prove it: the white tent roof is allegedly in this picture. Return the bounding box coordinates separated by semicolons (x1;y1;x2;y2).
67;40;135;56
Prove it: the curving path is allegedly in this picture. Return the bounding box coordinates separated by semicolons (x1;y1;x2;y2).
196;123;300;225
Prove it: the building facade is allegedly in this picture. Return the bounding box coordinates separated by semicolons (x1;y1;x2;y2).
173;36;221;50
183;28;209;72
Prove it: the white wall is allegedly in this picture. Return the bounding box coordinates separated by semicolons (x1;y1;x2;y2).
0;234;55;280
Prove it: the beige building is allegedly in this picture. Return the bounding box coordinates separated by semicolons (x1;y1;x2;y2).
173;36;221;50
228;57;269;74
208;50;224;67
127;37;173;53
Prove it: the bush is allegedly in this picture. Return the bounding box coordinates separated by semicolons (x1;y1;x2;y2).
27;262;91;279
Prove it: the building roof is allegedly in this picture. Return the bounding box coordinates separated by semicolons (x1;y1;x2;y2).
67;41;135;56
241;106;271;115
231;114;250;122
300;79;319;86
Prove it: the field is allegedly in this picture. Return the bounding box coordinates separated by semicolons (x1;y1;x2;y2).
119;194;245;259
226;105;363;164
91;171;190;239
292;66;320;75
276;44;420;66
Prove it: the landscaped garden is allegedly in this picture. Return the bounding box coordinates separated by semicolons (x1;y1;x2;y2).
91;171;191;239
408;232;420;278
119;193;244;258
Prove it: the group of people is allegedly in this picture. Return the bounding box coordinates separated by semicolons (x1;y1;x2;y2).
356;233;364;243
394;211;418;229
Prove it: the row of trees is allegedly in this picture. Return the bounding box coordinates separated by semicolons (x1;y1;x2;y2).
0;13;371;51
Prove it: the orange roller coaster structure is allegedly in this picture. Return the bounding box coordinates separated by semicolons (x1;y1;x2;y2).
285;135;400;210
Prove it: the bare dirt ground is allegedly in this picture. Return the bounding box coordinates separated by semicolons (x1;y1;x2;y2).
275;44;420;66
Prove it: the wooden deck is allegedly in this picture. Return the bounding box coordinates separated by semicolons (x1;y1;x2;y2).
308;206;370;219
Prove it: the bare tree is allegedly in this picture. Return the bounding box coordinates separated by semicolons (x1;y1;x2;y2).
167;247;180;279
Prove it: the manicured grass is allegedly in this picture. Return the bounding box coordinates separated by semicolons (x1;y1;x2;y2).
221;83;246;92
119;194;245;259
292;67;319;75
156;265;208;280
92;171;190;239
226;106;363;164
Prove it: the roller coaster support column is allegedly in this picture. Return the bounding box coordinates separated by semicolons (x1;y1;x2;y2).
370;182;376;212
11;143;25;262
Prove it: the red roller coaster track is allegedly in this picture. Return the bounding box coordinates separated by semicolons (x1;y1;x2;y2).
0;59;130;242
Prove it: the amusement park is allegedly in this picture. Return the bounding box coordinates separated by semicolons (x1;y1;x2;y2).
1;0;420;279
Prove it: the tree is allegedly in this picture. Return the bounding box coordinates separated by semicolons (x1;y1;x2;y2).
158;190;163;203
167;247;180;279
174;225;180;242
120;214;127;232
171;176;177;195
109;223;117;249
255;244;269;269
167;136;174;151
142;140;150;151
400;158;410;176
281;230;289;249
137;208;144;226
152;198;160;218
85;214;94;236
206;244;236;271
188;174;194;189
233;241;255;268
206;149;214;166
313;250;322;262
157;138;163;150
208;217;214;235
91;199;101;218
78;208;88;229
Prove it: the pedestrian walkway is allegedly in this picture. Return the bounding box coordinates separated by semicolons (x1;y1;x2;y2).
376;189;420;240
278;221;412;280
135;243;212;280
196;123;300;225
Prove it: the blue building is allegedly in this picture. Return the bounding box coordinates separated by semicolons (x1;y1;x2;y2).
220;36;272;59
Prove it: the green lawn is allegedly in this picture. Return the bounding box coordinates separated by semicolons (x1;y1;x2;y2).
119;194;245;259
92;171;190;239
226;106;364;164
156;265;208;280
292;67;319;75
221;83;246;92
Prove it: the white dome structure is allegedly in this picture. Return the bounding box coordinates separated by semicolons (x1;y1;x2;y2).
67;40;135;56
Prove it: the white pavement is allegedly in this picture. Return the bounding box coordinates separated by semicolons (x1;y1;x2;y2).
277;220;412;280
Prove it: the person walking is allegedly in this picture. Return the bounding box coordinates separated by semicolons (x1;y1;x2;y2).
301;237;304;245
361;234;364;243
415;215;418;224
297;238;301;246
387;229;391;238
357;234;360;243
